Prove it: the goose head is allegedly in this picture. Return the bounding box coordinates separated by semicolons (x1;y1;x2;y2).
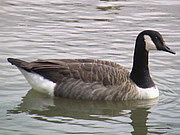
138;30;175;54
131;30;175;89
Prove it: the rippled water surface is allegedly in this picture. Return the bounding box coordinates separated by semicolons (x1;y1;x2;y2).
0;0;180;134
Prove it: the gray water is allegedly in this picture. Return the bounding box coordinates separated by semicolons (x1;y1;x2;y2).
0;0;180;134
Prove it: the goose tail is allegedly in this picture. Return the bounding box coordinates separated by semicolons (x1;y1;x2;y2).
7;58;29;68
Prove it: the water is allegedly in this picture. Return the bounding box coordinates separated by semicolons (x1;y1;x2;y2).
0;0;180;134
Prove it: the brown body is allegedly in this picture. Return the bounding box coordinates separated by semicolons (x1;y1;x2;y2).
8;58;138;100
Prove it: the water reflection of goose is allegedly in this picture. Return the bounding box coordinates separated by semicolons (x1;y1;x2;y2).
8;89;158;135
8;30;175;100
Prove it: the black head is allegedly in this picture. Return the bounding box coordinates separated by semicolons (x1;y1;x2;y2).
138;30;175;54
131;30;175;88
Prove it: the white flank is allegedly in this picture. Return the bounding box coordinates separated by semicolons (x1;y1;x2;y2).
137;85;159;99
19;68;56;96
144;35;157;51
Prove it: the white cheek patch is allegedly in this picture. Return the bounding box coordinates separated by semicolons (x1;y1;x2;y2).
144;35;157;51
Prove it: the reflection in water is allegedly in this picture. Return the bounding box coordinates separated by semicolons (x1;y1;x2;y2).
130;108;149;135
97;0;125;11
8;89;158;135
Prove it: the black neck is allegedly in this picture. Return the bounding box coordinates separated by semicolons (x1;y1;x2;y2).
130;35;155;88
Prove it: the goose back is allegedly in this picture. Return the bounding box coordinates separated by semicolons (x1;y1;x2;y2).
22;59;129;85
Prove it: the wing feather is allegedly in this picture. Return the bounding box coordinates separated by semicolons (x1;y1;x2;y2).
22;59;129;87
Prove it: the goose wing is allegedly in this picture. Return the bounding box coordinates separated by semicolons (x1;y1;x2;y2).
21;59;130;86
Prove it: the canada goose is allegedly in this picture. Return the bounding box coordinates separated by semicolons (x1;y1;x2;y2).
8;30;175;100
